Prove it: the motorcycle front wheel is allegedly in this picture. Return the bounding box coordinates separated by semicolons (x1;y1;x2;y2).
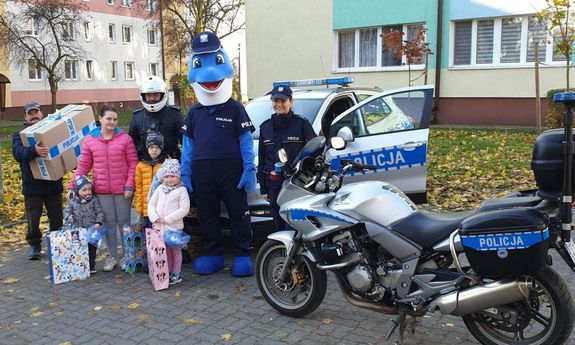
463;266;574;345
255;239;327;318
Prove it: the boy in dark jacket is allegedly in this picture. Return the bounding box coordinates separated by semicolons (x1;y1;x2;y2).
12;101;63;260
64;175;104;273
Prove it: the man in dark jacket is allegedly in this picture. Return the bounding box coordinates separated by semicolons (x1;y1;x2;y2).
12;101;63;260
129;76;183;160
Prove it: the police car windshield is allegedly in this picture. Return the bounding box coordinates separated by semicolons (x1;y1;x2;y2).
245;98;321;139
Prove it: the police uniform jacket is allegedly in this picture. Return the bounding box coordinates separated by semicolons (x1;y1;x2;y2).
12;124;63;195
183;99;253;161
258;111;315;195
129;106;183;160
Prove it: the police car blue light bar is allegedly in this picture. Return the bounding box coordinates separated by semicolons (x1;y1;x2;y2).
273;77;354;88
554;92;575;103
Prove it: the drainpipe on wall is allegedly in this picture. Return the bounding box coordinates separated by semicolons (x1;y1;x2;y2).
433;0;443;123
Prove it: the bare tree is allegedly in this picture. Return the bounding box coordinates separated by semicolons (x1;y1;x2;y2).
382;27;433;86
0;0;89;112
537;0;575;89
133;0;245;104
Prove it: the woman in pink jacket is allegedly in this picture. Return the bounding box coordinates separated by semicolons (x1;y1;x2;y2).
148;159;190;284
68;104;138;272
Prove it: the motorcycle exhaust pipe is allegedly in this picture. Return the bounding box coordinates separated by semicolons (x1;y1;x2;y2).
430;279;532;316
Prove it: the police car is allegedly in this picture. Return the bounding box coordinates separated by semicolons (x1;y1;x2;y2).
188;77;433;234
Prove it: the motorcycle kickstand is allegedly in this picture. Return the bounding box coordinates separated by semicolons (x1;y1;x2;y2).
385;304;409;345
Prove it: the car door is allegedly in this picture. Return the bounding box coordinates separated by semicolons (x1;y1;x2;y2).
326;85;434;204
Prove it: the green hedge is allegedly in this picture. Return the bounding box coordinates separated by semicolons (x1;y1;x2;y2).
546;88;575;128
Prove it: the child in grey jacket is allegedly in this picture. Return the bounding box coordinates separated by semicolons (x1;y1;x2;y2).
64;175;104;273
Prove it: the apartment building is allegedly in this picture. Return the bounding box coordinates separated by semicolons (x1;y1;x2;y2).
2;0;162;119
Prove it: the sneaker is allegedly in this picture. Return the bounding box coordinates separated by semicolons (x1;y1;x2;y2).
103;257;117;272
90;268;97;274
28;244;41;260
169;273;182;285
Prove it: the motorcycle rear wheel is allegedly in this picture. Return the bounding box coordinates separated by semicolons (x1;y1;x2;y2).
255;239;327;318
463;266;574;345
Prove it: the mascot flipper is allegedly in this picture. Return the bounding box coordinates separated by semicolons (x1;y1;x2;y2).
182;31;255;277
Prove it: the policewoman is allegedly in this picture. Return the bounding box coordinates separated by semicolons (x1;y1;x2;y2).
182;31;257;277
258;85;316;231
129;76;184;160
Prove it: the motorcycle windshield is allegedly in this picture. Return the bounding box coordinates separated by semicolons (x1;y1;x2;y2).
291;136;326;168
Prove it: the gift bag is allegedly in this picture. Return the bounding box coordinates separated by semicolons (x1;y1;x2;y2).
46;227;90;284
145;227;169;291
123;222;147;274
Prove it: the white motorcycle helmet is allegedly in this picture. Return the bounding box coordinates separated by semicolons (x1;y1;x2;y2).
140;76;168;112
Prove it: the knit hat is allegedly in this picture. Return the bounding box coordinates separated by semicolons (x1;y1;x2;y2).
157;159;181;180
73;175;92;193
146;132;164;149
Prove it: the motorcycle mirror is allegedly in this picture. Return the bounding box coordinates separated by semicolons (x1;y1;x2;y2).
330;137;346;150
336;126;354;142
277;148;289;163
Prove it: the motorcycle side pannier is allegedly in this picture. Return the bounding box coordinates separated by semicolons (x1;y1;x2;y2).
459;208;549;277
531;128;575;199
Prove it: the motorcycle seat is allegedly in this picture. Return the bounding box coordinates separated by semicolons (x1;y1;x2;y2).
476;196;541;212
390;210;472;249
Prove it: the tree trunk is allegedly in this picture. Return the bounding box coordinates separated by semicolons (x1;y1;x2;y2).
535;43;541;134
48;74;58;113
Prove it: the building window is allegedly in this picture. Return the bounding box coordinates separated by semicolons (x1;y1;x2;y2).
26;17;40;36
149;63;159;76
107;0;114;5
28;59;42;80
86;60;93;80
121;0;131;7
108;24;116;43
452;15;565;67
122;25;132;43
124;62;135;80
111;61;118;80
62;21;74;41
148;29;156;45
146;0;156;11
83;22;91;41
65;60;78;80
336;23;426;71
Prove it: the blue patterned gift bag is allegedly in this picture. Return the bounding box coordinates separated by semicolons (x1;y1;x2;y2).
123;222;147;274
46;226;90;284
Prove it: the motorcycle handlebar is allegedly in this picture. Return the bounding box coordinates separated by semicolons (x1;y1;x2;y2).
341;159;377;172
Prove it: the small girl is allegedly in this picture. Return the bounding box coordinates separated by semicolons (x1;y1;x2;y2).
135;132;167;228
64;175;105;274
148;159;190;284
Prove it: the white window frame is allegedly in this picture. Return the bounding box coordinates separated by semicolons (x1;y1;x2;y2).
83;21;91;41
146;0;155;11
26;17;39;36
124;61;135;80
450;15;566;69
86;60;94;80
107;0;114;5
122;25;132;43
149;63;159;76
28;59;42;80
121;0;132;8
62;21;74;41
333;23;427;73
64;60;78;81
111;61;118;80
108;24;116;43
148;29;157;45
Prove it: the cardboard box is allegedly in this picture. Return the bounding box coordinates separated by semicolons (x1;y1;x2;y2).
30;144;83;181
20;104;96;159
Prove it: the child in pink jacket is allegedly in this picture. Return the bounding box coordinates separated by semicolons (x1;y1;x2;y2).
148;159;190;284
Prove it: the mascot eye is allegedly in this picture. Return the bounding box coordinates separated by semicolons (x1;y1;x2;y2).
192;58;201;69
215;54;225;65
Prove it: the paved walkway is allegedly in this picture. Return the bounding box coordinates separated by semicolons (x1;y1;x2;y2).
1;237;575;345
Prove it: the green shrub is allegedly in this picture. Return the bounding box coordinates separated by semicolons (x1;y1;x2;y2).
546;88;575;128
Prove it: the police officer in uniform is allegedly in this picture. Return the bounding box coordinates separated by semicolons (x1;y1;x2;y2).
258;85;316;231
129;76;184;160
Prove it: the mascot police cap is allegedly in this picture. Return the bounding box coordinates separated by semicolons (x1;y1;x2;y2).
187;31;234;106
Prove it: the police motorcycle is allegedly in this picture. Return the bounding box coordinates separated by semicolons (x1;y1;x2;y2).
255;93;575;345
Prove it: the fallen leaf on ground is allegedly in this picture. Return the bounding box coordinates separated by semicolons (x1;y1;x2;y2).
94;306;103;311
221;333;232;341
127;303;140;310
446;322;455;327
235;284;246;293
47;302;58;307
109;304;122;311
183;318;202;325
30;306;43;317
43;276;50;280
54;312;63;316
3;289;14;294
321;319;334;324
298;321;305;328
2;277;18;284
59;342;72;345
136;314;151;324
174;291;182;297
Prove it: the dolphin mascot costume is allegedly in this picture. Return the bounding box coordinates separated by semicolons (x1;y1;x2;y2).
182;31;256;277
